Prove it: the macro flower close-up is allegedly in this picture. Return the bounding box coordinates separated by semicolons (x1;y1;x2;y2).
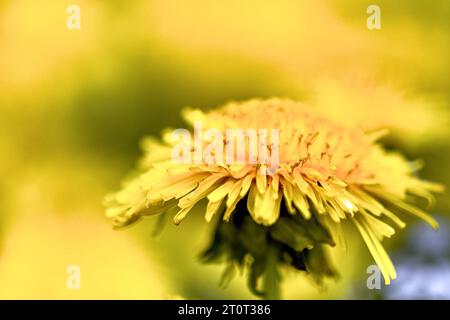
105;98;443;299
0;0;448;308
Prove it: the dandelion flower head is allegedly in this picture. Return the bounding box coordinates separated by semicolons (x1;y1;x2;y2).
105;98;442;297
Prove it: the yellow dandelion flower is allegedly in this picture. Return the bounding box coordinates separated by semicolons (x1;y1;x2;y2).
105;98;443;299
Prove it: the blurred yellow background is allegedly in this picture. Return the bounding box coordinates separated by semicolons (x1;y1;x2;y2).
0;0;448;299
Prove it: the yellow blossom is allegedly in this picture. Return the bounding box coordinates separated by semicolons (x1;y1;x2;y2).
105;98;443;295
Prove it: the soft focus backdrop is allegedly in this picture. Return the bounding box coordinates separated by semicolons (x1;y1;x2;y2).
0;0;449;299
